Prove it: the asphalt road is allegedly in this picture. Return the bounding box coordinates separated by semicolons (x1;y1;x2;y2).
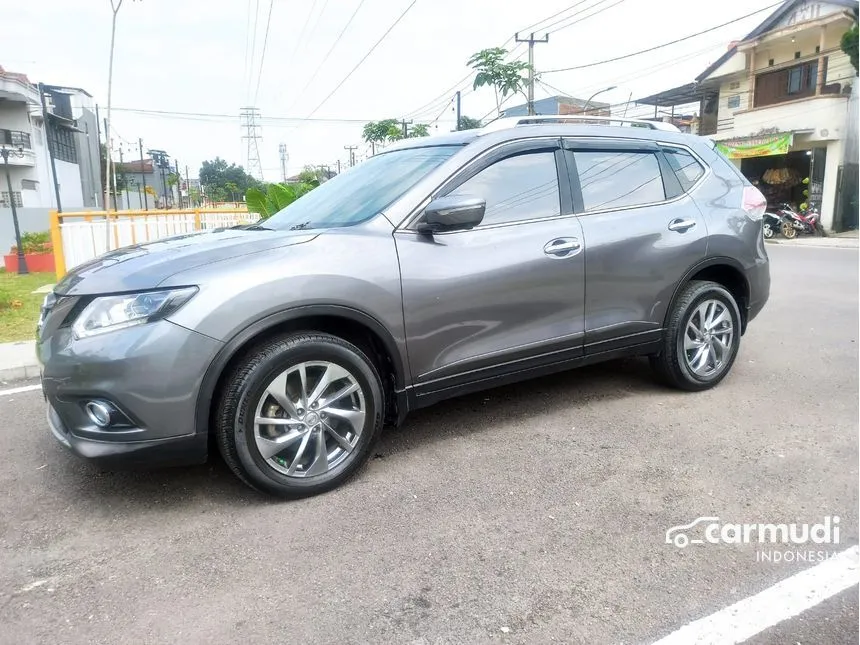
1;244;857;645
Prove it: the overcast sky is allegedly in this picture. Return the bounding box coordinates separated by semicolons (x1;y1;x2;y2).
1;0;778;180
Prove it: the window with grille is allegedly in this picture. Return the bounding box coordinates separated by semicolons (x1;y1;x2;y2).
48;126;78;164
0;192;23;207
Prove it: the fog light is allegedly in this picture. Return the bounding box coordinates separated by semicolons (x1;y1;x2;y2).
84;401;113;428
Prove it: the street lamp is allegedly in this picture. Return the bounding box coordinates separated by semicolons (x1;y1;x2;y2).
582;85;617;115
0;145;28;275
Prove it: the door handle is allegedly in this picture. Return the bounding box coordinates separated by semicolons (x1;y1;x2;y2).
543;237;582;258
668;218;697;233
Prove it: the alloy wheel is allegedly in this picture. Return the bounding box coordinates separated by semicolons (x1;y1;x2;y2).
253;361;366;477
683;299;735;378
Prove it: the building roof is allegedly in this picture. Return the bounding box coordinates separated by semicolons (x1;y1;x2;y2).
635;83;708;107
117;159;155;173
695;0;859;82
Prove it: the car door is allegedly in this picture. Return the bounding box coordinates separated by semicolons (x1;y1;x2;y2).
562;138;709;353
395;137;586;398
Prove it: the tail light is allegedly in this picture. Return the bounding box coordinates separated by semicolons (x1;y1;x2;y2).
742;185;767;221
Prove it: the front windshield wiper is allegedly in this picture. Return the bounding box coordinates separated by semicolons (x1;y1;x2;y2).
289;221;313;230
236;223;272;231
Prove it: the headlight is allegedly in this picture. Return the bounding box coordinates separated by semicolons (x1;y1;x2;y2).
72;287;198;339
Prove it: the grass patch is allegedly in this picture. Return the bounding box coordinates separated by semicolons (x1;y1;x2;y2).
0;270;56;343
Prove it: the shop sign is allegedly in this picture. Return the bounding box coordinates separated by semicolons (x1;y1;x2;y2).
715;133;794;159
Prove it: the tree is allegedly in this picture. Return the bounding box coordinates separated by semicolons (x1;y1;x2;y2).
409;123;430;137
199;157;259;203
362;119;406;152
467;47;531;116
458;115;482;130
245;181;318;219
842;15;858;74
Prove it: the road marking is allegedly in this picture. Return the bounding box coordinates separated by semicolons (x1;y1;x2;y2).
0;384;42;397
651;545;859;645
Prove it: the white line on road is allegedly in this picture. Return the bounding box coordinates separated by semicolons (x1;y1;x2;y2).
0;384;42;397
651;545;859;645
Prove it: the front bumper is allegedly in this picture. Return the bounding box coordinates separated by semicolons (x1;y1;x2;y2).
39;317;222;468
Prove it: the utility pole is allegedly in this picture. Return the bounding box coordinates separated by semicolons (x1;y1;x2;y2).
174;159;181;207
39;84;63;212
455;90;461;131
514;32;549;116
240;107;264;181
119;144;129;210
278;143;288;182
337;159;341;174
185;164;191;207
138;138;148;210
344;145;357;167
401;119;413;138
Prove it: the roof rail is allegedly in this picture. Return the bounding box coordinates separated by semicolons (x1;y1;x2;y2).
479;115;681;133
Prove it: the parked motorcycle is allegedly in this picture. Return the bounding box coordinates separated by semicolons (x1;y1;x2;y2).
775;202;821;237
763;211;787;239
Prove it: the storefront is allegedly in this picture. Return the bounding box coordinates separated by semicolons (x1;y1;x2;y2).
715;132;827;218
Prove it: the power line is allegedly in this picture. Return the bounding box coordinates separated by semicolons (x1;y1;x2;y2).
282;0;320;82
542;1;783;73
284;0;368;115
246;0;260;100
253;0;276;104
534;0;610;33
110;106;379;123
516;0;594;34
304;0;419;120
242;0;253;96
546;0;629;35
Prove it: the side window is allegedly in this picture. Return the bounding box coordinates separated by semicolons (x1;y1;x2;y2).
445;151;560;226
662;147;706;192
574;151;665;211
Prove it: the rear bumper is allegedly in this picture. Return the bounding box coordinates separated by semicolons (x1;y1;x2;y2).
48;403;207;467
746;257;770;327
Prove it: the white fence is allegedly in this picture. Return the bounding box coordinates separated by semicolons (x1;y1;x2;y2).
51;208;256;277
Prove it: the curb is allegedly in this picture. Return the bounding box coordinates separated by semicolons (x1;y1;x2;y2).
0;364;41;384
0;342;40;385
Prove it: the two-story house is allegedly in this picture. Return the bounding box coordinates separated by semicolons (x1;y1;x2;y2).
637;0;858;232
0;66;101;211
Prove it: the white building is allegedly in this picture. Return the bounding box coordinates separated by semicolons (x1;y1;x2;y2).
0;65;102;211
639;0;859;231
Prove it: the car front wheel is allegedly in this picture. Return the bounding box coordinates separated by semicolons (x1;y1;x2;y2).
651;280;741;391
216;332;384;498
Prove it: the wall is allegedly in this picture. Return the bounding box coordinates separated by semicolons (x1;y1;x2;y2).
55;159;84;208
0;207;50;256
0;98;31;131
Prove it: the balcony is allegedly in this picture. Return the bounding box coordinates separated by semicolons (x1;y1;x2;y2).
717;94;849;140
0;129;31;149
0;129;36;166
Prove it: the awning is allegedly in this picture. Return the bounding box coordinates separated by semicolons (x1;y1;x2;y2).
715;132;794;159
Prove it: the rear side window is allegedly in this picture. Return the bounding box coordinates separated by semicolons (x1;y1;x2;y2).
574;151;665;211
662;147;705;192
446;151;560;226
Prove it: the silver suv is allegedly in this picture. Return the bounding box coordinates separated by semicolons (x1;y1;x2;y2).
38;116;770;498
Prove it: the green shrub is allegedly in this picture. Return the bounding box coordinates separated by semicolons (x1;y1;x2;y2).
0;287;11;310
9;231;52;254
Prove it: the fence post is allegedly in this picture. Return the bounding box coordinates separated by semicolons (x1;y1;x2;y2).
193;208;201;230
49;209;66;279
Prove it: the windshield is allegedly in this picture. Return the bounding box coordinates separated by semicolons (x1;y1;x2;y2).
264;145;462;230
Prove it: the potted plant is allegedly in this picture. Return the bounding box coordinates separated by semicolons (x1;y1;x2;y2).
4;231;55;273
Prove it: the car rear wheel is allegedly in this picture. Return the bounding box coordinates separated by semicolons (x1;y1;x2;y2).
216;332;383;498
650;280;741;391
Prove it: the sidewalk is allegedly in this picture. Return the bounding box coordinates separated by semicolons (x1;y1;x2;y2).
0;341;39;384
766;230;859;249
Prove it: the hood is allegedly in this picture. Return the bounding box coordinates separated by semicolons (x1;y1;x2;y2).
55;227;320;296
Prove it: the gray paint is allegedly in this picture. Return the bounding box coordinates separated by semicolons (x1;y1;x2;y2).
39;122;770;466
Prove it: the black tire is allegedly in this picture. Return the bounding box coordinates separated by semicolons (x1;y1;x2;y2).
216;332;384;498
650;280;742;392
763;221;774;239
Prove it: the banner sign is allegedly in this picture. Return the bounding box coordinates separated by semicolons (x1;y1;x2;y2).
715;133;794;159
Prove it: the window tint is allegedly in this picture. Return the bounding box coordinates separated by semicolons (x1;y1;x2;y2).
574;151;665;211
662;147;705;192
446;151;560;225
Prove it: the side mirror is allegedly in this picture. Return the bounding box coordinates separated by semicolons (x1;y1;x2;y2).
417;195;485;234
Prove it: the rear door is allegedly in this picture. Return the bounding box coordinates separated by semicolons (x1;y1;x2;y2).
562;138;709;353
396;137;587;396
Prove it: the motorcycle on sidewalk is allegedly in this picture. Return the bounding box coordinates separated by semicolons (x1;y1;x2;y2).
763;211;790;240
775;202;822;238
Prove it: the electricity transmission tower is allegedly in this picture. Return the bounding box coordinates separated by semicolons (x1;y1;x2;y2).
278;143;288;182
240;107;264;181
